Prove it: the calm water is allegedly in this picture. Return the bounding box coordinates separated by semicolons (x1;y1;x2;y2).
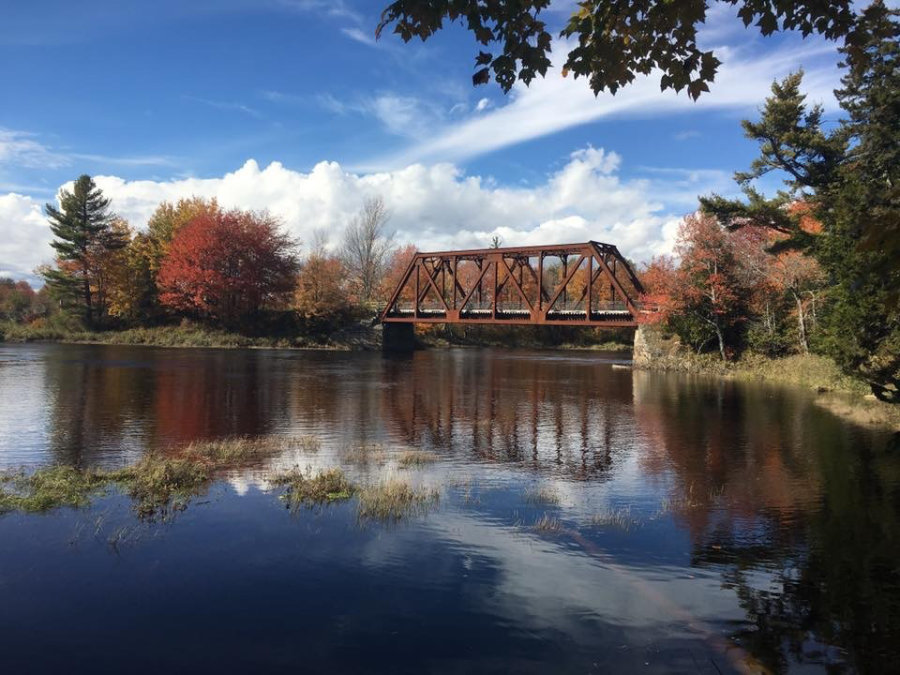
0;343;897;674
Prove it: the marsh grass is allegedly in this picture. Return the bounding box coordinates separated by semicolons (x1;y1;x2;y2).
524;485;561;506
270;467;354;510
0;435;314;519
357;478;440;522
341;443;388;466
589;507;636;531
397;450;438;468
534;513;562;533
0;466;112;514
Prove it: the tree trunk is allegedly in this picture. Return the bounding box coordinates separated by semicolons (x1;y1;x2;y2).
793;291;808;354
716;327;726;361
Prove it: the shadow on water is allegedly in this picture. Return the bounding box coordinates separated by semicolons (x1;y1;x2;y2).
0;343;898;673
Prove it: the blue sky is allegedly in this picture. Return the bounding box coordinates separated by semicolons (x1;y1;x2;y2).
1;0;850;280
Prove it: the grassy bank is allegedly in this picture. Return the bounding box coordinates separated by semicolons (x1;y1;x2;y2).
0;322;377;351
644;350;900;430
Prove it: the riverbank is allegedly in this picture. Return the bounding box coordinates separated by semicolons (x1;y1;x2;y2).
642;349;900;430
0;321;382;351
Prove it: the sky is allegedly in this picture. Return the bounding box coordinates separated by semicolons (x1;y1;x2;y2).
1;0;853;282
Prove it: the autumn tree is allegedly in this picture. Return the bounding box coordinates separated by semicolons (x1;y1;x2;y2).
377;0;869;99
295;234;352;326
146;197;221;273
655;214;745;360
0;279;38;322
378;243;418;304
157;209;299;326
41;175;128;326
341;196;394;305
702;5;899;400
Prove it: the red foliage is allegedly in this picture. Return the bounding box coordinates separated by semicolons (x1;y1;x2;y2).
157;210;298;324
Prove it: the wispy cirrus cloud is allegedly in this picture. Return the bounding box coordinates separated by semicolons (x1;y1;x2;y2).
360;37;842;170
183;95;265;119
0;128;176;171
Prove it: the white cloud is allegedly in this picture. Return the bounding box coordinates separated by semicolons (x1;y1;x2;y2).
367;37;842;168
0;129;68;169
0;145;717;282
475;97;492;112
0;127;175;171
341;26;377;47
0;193;52;280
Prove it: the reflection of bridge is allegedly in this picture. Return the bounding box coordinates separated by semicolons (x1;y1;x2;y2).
381;242;644;334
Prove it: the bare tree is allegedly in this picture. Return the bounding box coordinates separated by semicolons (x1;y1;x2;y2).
340;196;394;304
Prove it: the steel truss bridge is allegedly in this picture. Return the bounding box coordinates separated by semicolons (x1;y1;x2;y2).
381;241;644;328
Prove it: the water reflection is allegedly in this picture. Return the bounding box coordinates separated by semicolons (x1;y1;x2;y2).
0;344;898;673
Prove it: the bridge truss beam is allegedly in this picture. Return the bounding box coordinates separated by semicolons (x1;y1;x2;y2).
381;241;644;327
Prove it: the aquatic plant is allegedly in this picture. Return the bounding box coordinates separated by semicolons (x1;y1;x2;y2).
0;465;112;513
357;478;439;522
523;485;561;506
397;450;438;468
588;507;636;531
270;467;355;510
533;514;562;533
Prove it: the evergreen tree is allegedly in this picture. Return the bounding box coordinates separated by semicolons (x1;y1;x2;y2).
701;4;899;401
42;175;127;326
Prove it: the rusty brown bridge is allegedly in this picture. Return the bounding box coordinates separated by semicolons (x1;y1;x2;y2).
380;241;644;351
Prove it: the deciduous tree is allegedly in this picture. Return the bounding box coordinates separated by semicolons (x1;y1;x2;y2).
377;0;868;99
157;209;299;325
341;196;394;305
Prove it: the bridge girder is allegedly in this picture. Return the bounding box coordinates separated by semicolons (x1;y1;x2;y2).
380;241;644;327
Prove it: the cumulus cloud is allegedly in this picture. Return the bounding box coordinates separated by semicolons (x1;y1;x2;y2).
0;193;52;280
0;145;705;283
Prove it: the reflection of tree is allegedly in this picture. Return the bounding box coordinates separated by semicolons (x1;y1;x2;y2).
633;370;900;672
382;351;637;478
45;347;291;464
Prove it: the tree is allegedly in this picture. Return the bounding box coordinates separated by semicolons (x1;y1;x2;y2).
0;279;37;322
157;209;299;325
146;197;221;272
702;4;900;400
41;175;127;326
340;196;394;305
377;0;868;100
643;214;746;360
295;234;352;325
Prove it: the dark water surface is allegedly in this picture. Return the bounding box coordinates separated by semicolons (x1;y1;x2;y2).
0;343;898;674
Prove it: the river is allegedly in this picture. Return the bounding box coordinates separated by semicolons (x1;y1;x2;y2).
0;343;897;673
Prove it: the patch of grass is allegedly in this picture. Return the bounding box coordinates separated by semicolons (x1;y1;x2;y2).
357;478;440;522
397;450;438;468
270;467;355;510
110;455;211;519
589;507;636;531
524;485;561;506
534;513;562;532
341;443;388;466
0;465;112;513
0;434;321;519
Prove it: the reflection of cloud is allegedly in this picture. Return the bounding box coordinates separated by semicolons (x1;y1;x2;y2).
358;508;748;671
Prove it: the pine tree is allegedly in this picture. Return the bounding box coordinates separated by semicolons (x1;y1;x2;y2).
701;4;899;401
42;175;127;326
